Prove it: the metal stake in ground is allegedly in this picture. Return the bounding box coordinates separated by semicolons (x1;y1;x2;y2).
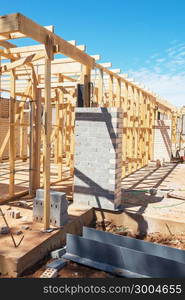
0;207;17;247
0;207;25;248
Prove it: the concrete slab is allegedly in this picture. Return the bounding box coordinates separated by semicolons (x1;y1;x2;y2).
1;160;185;277
95;163;185;235
0;204;94;277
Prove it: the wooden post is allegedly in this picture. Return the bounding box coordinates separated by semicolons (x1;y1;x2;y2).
115;78;121;107
80;65;91;107
54;89;59;164
122;83;128;177
20;103;25;160
57;89;64;180
70;103;75;176
108;75;113;106
43;38;52;230
133;88;138;171
29;72;35;195
66;102;70;165
9;69;15;196
98;69;103;106
34;88;42;189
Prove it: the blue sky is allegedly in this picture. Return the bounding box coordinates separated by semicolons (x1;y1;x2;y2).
1;0;185;107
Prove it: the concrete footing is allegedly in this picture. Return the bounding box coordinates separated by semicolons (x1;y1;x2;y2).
0;205;94;277
33;189;68;226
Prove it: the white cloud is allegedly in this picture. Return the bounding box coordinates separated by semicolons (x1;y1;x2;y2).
129;69;185;107
176;51;185;58
166;43;185;54
153;66;161;73
150;53;160;59
156;58;166;63
128;41;185;107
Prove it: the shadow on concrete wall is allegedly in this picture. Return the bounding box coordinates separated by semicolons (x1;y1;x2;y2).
157;120;172;158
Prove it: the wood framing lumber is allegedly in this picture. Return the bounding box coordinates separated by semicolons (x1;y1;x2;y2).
0;52;48;70
0;13;95;68
0;53;40;73
0;82;32;158
0;190;29;205
9;68;16;196
0;44;86;62
80;65;91;106
43;55;52;230
34;88;42;189
0;24;54;40
0;12;180;187
0;40;17;48
0;48;19;60
58;89;64;179
98;68;103;105
0;13;19;34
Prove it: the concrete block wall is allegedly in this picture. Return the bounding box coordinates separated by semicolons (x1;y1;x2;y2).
73;107;123;211
153;120;172;162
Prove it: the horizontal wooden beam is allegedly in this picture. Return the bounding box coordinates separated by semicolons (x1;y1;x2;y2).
0;43;86;58
0;55;33;73
0;22;54;40
38;82;77;88
0;48;19;60
0;13;95;67
0;40;17;48
0;13;19;34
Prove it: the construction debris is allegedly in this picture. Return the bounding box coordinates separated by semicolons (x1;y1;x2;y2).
7;210;21;219
51;246;66;259
168;191;185;200
0;226;10;234
21;225;30;230
46;258;67;271
40;268;58;278
16;230;23;235
0;208;17;247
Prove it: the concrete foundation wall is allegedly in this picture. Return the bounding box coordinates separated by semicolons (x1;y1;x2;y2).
73;107;123;211
153;120;172;162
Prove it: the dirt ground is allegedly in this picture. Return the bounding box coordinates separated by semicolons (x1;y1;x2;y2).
1;162;185;278
23;260;113;278
19;218;185;278
96;220;185;250
1;218;185;278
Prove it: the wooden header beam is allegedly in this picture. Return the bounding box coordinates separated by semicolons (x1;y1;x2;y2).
0;13;176;113
0;13;95;68
0;40;16;48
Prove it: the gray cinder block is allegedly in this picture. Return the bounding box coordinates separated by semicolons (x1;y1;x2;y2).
33;189;68;226
6;210;21;219
40;268;58;278
73;107;123;211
